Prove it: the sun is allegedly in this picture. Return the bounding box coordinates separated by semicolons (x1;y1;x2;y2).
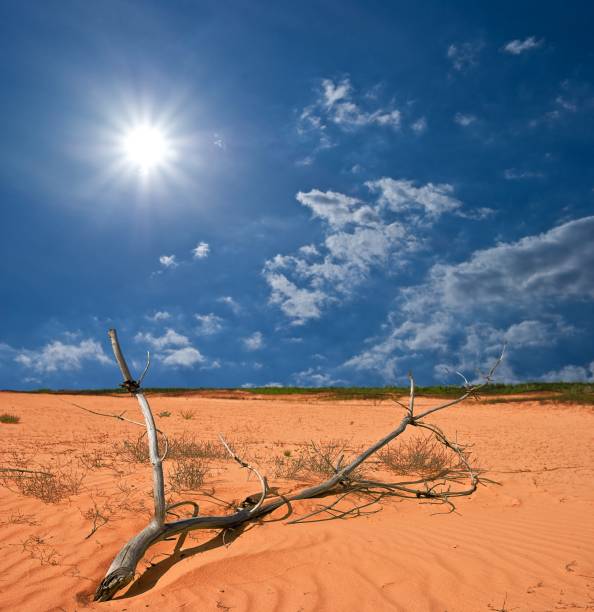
120;123;173;174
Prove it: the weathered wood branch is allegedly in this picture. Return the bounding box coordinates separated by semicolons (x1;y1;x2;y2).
92;330;504;601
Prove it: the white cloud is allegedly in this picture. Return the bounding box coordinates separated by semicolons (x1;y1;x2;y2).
135;328;190;350
411;117;427;134
195;313;223;335
367;178;462;218
265;272;328;324
265;178;487;324
213;133;225;149
502;36;543;55
293;366;344;387
541;362;594;382
454;113;477;127
192;241;210;259
147;310;171;322
447;41;483;72
298;77;401;154
296;189;378;229
217;296;241;314
162;347;205;368
159;255;178;268
242;331;264;351
504;168;544;180
14;338;110;374
344;216;594;381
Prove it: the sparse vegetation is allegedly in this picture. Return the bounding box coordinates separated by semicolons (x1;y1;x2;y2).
168;457;209;492
179;408;195;420
272;439;365;480
1;464;84;503
13;382;594;404
378;434;457;477
0;413;20;424
158;410;172;417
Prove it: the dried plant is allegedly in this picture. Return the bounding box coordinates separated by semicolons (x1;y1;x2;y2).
168;458;210;492
378;434;457;477
179;409;195;420
21;534;61;566
1;463;84;503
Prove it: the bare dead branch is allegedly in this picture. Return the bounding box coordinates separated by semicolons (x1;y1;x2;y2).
90;329;504;601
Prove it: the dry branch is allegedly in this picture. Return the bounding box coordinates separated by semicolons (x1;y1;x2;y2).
90;329;503;601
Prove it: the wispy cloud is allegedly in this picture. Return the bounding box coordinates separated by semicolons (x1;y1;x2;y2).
411;116;427;134
297;77;402;160
454;113;477;127
242;331;264;351
195;313;223;335
217;296;241;314
502;36;543;55
146;310;171;322
447;41;483;72
503;168;544;180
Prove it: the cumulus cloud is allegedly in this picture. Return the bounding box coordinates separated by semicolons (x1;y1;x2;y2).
344;216;594;382
14;338;110;374
135;328;190;350
192;241;210;259
502;36;543;55
264;178;487;324
541;361;594;382
161;347;205;368
367;178;462;218
194;313;223;335
266;272;328;324
159;254;178;268
242;331;264;351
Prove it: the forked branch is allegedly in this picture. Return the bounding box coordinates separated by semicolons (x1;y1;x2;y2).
92;330;503;601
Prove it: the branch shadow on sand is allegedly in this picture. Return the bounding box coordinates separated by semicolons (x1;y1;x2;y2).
114;495;294;600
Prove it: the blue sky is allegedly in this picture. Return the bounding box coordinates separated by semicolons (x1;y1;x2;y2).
1;1;593;389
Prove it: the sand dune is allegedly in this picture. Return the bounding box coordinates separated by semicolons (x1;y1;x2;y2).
0;392;593;611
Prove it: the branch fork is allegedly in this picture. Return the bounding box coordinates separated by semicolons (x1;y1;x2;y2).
90;329;503;601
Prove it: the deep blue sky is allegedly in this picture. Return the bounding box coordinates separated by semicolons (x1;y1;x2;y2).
1;1;593;389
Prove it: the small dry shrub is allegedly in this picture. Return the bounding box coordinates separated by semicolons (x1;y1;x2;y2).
180;409;195;420
158;411;172;417
114;433;228;464
1;464;84;503
113;435;149;463
378;434;455;477
168;458;209;492
78;447;106;470
272;439;364;480
21;534;60;566
168;435;228;460
0;413;20;424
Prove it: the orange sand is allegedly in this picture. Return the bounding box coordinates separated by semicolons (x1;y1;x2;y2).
0;392;593;611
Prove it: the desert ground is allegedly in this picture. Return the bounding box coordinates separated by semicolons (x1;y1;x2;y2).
0;391;593;612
